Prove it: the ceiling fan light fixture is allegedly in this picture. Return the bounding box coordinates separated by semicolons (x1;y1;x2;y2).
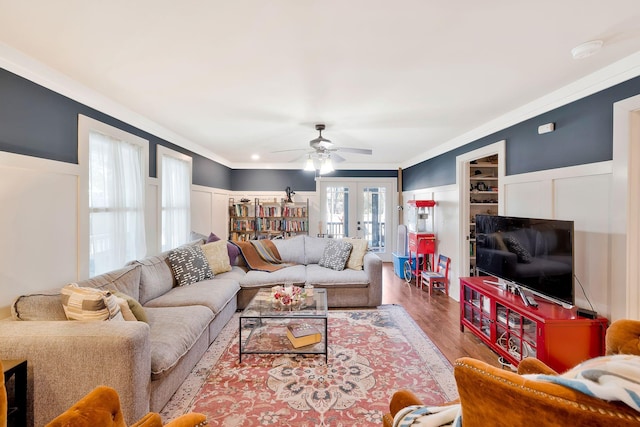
320;156;334;175
304;155;315;172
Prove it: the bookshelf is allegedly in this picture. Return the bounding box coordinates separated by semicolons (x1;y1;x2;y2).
229;198;309;241
228;198;256;241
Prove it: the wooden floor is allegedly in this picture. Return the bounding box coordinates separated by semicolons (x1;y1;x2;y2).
380;262;501;368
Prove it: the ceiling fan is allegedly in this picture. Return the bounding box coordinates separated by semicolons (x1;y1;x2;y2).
272;124;372;173
306;124;373;163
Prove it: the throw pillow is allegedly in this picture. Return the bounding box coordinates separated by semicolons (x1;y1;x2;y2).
318;239;353;271
504;235;533;263
112;291;148;323
201;240;232;274
207;232;241;265
114;296;137;321
206;232;221;243
60;284;123;321
342;238;369;270
167;245;213;286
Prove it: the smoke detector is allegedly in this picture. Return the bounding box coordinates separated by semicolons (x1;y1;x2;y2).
571;40;603;59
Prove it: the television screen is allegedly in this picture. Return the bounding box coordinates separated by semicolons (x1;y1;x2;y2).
475;214;574;307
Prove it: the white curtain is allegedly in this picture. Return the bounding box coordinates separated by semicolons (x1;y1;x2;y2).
89;131;146;276
161;154;191;251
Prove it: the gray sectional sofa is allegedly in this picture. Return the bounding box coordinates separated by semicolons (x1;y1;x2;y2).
0;235;382;426
225;235;383;309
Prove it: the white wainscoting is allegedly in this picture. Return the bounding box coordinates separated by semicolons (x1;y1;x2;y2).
402;186;460;298
404;161;616;318
503;163;613;317
0;153;80;318
191;185;230;240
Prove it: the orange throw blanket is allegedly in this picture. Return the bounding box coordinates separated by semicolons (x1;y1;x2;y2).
233;240;294;272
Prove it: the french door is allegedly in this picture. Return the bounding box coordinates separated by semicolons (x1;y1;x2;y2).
319;178;396;262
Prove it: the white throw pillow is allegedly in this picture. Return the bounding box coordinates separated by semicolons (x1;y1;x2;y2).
342;238;369;270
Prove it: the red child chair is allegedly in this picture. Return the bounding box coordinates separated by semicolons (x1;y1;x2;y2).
420;254;450;295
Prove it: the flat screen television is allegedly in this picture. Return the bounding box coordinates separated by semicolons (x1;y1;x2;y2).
475;214;574;307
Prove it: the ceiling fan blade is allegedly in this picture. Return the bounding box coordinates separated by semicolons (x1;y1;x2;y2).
270;148;308;153
337;147;373;155
332;153;346;163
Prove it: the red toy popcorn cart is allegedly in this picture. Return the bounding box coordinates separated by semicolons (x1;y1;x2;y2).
404;200;436;286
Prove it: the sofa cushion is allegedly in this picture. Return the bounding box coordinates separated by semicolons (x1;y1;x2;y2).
342;238;369;270
201;240;232;274
168;245;213;286
60;284;124;321
11;288;68;321
144;305;213;379
273;235;306;265
305;264;370;286
75;264;142;302
239;265;307;288
319;239;353;271
304;236;329;264
144;278;240;315
128;253;175;305
214;266;248;282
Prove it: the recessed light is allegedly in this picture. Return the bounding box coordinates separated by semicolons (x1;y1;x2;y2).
571;40;603;60
251;154;260;160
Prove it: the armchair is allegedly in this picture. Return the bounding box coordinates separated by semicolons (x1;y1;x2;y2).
383;319;640;427
45;386;207;427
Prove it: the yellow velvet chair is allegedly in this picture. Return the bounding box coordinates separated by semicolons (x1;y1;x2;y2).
45;386;207;427
383;319;640;427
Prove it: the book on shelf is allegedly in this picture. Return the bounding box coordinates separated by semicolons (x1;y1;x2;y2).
286;322;321;348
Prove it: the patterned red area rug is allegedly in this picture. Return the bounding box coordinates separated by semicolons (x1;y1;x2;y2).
161;305;458;426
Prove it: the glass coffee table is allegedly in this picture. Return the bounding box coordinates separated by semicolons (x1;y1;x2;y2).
239;287;328;363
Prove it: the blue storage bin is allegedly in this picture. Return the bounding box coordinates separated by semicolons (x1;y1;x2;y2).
392;252;421;279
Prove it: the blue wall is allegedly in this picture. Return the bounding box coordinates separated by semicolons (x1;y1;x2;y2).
0;67;396;191
403;75;640;191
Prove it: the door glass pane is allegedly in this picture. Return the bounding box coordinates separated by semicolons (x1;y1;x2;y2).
324;186;348;238
362;186;386;252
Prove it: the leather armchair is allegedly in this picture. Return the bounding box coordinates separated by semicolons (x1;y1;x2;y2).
45;386;207;427
383;319;640;427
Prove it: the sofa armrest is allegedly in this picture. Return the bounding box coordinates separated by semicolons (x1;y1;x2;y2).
0;320;151;427
516;357;559;375
363;252;383;306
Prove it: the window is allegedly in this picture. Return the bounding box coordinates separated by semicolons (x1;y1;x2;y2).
79;115;148;277
158;146;192;251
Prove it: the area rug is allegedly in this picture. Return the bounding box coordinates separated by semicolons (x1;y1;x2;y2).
160;305;458;426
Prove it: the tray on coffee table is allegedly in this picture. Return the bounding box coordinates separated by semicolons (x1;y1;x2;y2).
239;287;328;363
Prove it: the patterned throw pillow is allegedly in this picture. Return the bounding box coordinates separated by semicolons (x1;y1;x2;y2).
318;239;353;271
201;240;232;274
60;284;123;321
167;245;213;286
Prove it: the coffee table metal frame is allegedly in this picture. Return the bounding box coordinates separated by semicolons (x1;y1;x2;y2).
239;288;328;363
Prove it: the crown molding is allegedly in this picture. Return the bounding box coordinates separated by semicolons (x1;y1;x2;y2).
403;50;640;169
0;42;232;168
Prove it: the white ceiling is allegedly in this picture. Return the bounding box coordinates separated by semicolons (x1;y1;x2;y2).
1;1;640;170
